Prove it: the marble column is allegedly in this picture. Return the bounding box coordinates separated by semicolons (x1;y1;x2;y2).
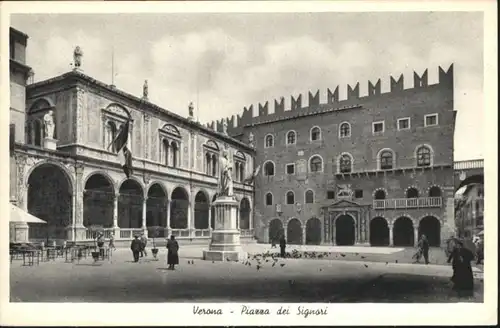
414;225;419;247
113;193;119;228
388;223;394;247
283;223;288;241
142;197;147;229
70;164;86;242
165;200;171;237
332;222;336;245
302;225;307;245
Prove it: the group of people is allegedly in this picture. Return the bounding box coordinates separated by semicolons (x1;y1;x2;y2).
130;234;180;270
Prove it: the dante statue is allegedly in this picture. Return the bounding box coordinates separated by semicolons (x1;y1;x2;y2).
218;149;234;197
73;46;83;68
43;110;55;139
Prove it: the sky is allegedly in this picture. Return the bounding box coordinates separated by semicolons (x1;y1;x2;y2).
11;12;484;161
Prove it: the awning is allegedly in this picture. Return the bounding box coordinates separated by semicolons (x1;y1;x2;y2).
10;204;47;224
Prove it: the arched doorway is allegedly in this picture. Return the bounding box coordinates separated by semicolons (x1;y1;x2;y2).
210;194;217;229
240;198;251;230
287;218;302;244
369;217;389;246
335;215;355;246
84;173;114;228
27;163;73;240
268;218;283;244
118;179;144;229
393;217;414;246
419;216;441;247
305;217;321;245
170;187;189;229
194;191;209;229
147;183;167;237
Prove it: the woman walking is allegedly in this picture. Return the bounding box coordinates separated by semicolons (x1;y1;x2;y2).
447;239;475;297
166;235;180;270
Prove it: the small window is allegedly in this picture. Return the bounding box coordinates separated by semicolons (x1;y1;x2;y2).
327;190;335;200
265;135;274;148
264;161;275;176
372;121;385;134
424;114;439;127
286;191;295;205
354;190;363;199
398;118;410;131
286;131;296;145
265;193;273;206
305;190;314;204
339;122;351;138
311;127;321;141
286;163;295;175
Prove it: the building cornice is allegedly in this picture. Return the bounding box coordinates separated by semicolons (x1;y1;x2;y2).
10;59;32;76
27;70;256;153
10;27;29;44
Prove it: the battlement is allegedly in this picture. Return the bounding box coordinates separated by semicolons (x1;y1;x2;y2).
207;65;453;135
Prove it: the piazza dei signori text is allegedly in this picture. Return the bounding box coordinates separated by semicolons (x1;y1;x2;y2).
9;26;484;249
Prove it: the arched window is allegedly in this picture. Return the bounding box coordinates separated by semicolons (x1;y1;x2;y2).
309;155;323;172
379;150;394;170
265;193;273;206
339;122;351;138
26;121;33;145
212;154;217;177
374;189;386;200
286;191;295;205
170;141;179;168
305;190;314;204
264;161;275;176
339;154;353;173
162;139;170;166
416;146;431;167
429;186;442;197
310;126;321;141
286;131;296;145
265;134;274;148
406;187;419;198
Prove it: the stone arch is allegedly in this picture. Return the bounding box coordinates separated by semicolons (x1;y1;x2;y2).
263;160;275;176
334;214;355;246
418;215;441;247
170;186;189;229
287;218;302;245
194;190;209;229
25;160;74;190
205;140;219;150
456;174;484;192
369;217;389;246
105;103;132;120
377;148;396;170
240;198;251;230
393;216;414;246
28;97;54;113
118;178;144;229
210;194;217;229
269;218;283;244
405;186;419;198
373;188;388;200
83;172;115;228
309;154;324;173
306;217;321;245
146;183;168;236
428;185;442;197
161;123;181;137
27;162;73;240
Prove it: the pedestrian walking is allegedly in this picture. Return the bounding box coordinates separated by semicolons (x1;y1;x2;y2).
140;232;148;257
474;235;484;265
97;232;105;258
109;232;116;251
418;234;430;264
279;234;287;258
166;235;179;270
130;235;142;262
447;239;475;297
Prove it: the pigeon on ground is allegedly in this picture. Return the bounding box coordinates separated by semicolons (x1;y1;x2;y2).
187;260;191;264
355;253;359;256
212;261;215;264
256;265;261;271
361;256;366;259
385;262;388;265
272;262;276;267
395;260;398;263
340;254;346;257
364;264;368;268
280;263;285;267
319;268;323;271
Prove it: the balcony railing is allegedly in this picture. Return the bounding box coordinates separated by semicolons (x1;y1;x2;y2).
454;159;484;170
85;228;115;240
119;228;144;239
373;197;442;209
240;229;254;237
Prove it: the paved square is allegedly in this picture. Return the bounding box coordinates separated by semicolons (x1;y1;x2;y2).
10;244;483;303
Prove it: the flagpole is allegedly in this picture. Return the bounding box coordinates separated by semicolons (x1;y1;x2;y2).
111;46;115;87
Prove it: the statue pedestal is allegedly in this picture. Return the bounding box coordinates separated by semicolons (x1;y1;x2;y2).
10;222;29;243
203;196;247;262
43;137;58;150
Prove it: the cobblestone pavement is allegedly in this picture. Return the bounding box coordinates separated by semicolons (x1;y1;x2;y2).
10;246;483;303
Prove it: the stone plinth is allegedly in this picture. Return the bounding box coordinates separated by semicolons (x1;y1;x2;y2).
10;222;29;243
203;196;247;261
43;137;58;150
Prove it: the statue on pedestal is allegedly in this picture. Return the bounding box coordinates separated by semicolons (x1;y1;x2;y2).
143;80;149;99
218;149;234;197
73;46;83;69
188;102;194;118
43;110;55;139
222;120;228;135
248;132;254;148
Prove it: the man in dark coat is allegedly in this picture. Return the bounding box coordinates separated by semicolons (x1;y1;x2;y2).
279;234;287;258
418;234;430;264
447;239;475;296
130;235;142;262
166;235;180;270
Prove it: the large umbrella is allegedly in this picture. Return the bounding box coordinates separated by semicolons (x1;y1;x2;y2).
10;203;47;224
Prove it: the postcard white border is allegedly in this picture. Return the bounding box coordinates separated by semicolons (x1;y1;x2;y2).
0;1;497;326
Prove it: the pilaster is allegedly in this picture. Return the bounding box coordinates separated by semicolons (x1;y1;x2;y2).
388;223;394;246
